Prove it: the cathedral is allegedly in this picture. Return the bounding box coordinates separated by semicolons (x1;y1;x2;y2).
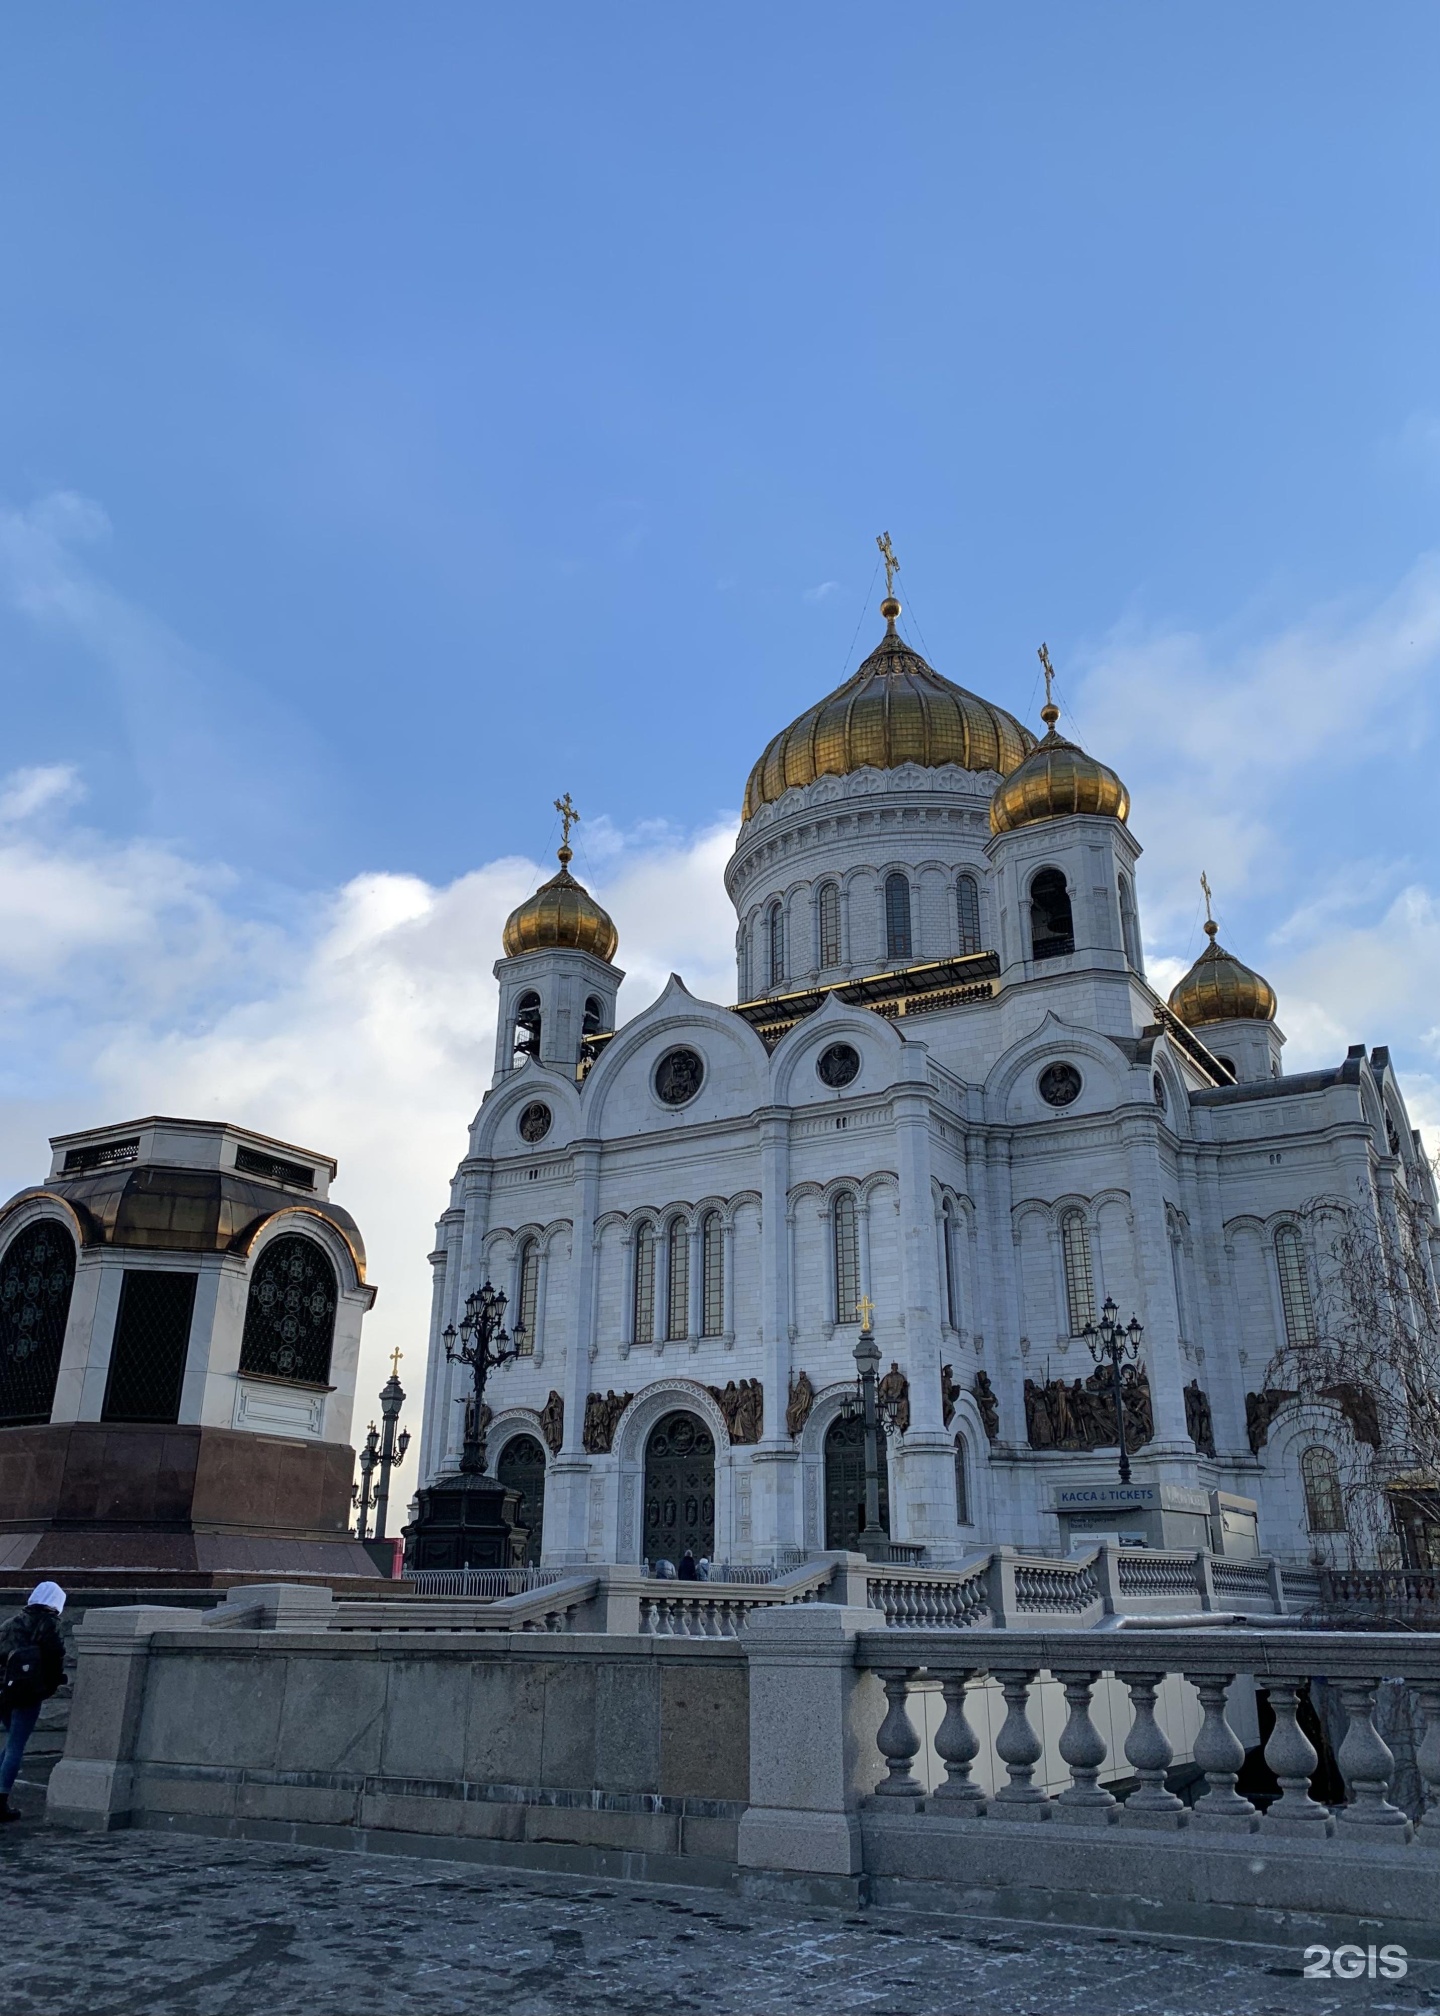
415;569;1437;1572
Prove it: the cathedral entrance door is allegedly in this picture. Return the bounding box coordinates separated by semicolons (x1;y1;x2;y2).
496;1433;547;1565
823;1410;889;1551
643;1411;715;1568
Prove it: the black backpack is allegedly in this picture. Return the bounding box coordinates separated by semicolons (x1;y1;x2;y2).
2;1640;44;1713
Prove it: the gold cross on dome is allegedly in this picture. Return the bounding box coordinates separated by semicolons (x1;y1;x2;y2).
876;531;900;598
554;793;579;847
389;1347;403;1376
856;1293;875;1329
1037;643;1056;711
1200;869;1214;924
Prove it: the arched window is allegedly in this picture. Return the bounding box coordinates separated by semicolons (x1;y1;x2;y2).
954;1435;971;1525
632;1222;656;1345
1275;1226;1315;1347
1030;869;1074;961
1118;874;1142;971
701;1210;724;1336
818;883;842;970
514;991;542;1062
666;1216;689;1342
767;902;785;988
956;873;981;956
1060;1209;1097;1336
240;1233;338;1384
942;1200;960;1329
0;1220;76;1426
515;1236;539;1354
833;1191;860;1325
1301;1445;1345;1533
582;995;604;1037
884;874;912;961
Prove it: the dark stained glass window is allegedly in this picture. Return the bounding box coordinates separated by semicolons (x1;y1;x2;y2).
0;1221;76;1426
240;1234;338;1385
884;874;912;960
102;1270;197;1423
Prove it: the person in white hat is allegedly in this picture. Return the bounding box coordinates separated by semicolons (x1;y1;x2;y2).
0;1581;67;1821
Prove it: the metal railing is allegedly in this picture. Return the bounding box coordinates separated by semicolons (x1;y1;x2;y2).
406;1567;564;1599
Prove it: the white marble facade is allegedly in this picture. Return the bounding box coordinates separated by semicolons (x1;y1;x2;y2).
417;622;1437;1571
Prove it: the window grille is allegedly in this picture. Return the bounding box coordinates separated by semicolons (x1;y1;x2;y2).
943;1204;959;1329
666;1218;689;1341
239;1234;338;1385
834;1192;860;1325
1060;1210;1097;1336
1118;875;1142;972
767;903;785;988
62;1137;139;1174
956;874;981;956
884;874;912;960
102;1270;198;1423
1275;1226;1315;1347
633;1223;656;1344
235;1146;315;1190
516;1238;539;1353
954;1436;970;1524
818;884;842;969
701;1210;724;1336
0;1221;76;1426
1301;1445;1345;1533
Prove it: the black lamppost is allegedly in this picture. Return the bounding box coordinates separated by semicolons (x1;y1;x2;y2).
1083;1295;1144;1485
353;1420;381;1540
843;1297;906;1562
444;1282;526;1476
372;1349;412;1543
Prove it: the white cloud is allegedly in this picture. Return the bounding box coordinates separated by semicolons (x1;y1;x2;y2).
0;764;83;823
0;781;741;1436
804;580;840;604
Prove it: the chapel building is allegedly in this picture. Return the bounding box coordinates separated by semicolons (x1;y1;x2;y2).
415;587;1437;1571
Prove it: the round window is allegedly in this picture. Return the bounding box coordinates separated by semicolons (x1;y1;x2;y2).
816;1042;860;1088
1152;1072;1167;1112
1038;1062;1083;1108
654;1047;705;1106
518;1101;553;1143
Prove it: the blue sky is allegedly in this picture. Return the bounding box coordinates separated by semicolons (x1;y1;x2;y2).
1;4;1438;1406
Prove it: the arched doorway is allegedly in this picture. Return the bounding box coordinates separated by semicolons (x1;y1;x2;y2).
643;1411;715;1568
824;1410;889;1550
496;1433;548;1565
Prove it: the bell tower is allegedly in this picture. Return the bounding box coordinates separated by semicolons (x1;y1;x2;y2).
492;798;623;1083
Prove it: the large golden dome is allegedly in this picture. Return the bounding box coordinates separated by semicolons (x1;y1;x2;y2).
741;602;1035;822
502;844;618;962
989;697;1129;835
1168;920;1276;1026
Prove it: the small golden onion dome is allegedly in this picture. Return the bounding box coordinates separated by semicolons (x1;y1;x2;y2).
741;601;1035;822
502;844;618;963
988;693;1130;836
1167;919;1277;1026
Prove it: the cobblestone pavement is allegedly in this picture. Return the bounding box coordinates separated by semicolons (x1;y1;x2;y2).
0;1825;1436;2016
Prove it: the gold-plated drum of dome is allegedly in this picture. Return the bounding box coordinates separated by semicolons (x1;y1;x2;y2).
1167;926;1276;1026
989;727;1130;835
741;621;1035;822
502;848;618;963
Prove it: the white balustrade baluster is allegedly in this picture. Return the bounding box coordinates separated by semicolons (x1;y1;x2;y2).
873;1668;923;1798
991;1669;1051;1818
1415;1683;1440;1843
1258;1678;1334;1836
1185;1673;1259;1832
1121;1674;1186;1826
1336;1680;1412;1837
1053;1669;1117;1824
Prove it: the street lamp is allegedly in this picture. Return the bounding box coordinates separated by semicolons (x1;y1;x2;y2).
444;1281;526;1476
372;1348;412;1544
842;1296;902;1563
1082;1295;1144;1484
353;1420;381;1540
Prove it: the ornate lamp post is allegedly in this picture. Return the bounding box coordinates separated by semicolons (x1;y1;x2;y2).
372;1349;412;1544
1083;1295;1145;1484
843;1296;904;1563
353;1420;381;1540
444;1282;526;1476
